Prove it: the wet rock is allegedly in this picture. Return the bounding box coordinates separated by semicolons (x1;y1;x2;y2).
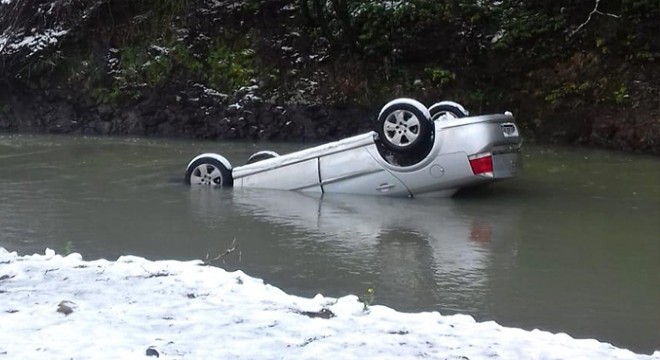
97;104;113;119
299;308;335;319
157;121;176;136
57;300;76;316
124;111;146;135
145;347;159;357
258;109;274;124
93;119;112;135
0;115;13;131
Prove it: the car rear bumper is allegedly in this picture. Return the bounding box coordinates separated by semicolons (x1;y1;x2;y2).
492;150;522;179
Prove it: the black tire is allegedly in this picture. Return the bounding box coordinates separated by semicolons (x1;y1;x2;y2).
428;103;468;121
376;101;433;153
185;157;233;187
246;150;279;164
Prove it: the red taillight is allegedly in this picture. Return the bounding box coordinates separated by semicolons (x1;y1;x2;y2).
469;153;493;177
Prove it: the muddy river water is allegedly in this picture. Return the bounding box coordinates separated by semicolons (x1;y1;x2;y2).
0;134;658;353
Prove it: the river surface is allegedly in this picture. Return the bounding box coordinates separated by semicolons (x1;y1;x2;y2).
0;134;658;353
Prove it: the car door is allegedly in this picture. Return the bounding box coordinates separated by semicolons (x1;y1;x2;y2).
318;145;410;196
237;158;322;193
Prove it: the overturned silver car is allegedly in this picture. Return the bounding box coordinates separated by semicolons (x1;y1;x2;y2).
184;98;522;197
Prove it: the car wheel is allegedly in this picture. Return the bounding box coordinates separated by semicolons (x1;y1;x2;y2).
377;99;433;153
428;102;468;121
246;150;279;164
185;157;233;187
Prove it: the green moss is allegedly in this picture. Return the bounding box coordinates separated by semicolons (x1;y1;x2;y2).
613;84;630;105
154;0;192;17
90;87;127;105
544;82;591;105
543;78;632;107
116;45;168;86
171;44;204;75
425;67;456;87
206;40;257;91
66;33;261;104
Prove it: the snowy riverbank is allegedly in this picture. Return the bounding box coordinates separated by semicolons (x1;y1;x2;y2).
0;248;657;359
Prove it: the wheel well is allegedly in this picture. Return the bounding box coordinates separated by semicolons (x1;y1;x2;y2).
186;153;232;171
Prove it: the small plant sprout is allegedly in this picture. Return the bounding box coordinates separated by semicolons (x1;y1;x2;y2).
63;241;74;255
361;287;375;311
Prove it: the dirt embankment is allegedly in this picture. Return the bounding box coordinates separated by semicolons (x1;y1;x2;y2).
2;80;657;155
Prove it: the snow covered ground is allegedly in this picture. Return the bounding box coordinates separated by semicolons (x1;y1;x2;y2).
0;248;657;360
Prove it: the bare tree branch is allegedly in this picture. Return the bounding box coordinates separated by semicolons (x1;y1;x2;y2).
569;0;621;37
206;238;240;265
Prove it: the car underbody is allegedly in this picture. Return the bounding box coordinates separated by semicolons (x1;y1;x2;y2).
185;98;522;197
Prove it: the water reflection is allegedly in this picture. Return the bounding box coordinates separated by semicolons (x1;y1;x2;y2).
187;188;522;314
184;184;658;353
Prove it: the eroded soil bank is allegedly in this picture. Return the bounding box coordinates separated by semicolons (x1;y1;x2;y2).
1;86;658;155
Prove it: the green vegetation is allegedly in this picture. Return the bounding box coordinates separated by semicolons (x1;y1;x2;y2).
360;287;375;311
6;0;656;105
425;67;456;88
28;34;259;105
63;241;74;256
207;41;257;91
544;78;631;108
0;0;657;149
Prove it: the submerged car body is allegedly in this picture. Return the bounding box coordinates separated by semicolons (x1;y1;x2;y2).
185;98;522;197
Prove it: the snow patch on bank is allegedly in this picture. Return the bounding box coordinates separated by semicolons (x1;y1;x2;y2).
0;28;68;56
0;248;657;359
